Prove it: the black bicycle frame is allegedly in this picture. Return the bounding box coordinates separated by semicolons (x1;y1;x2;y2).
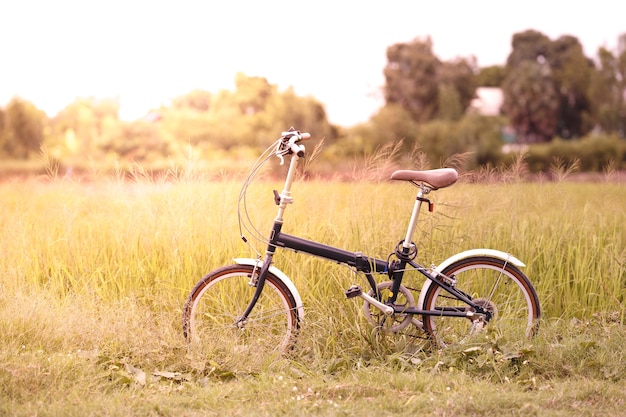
237;218;487;323
277;233;386;279
279;230;482;316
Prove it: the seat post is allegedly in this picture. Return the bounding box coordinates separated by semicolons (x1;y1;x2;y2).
402;183;430;250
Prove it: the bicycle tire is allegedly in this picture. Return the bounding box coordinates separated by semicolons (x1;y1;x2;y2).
421;256;540;349
182;264;302;355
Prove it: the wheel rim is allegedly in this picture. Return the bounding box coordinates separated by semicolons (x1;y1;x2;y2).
187;269;298;354
424;262;538;348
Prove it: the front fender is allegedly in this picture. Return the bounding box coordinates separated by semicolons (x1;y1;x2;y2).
417;249;526;308
234;258;304;319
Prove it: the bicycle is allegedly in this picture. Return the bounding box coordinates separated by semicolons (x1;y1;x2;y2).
182;128;541;355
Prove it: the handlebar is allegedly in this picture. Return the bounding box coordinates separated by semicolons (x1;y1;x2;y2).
276;129;311;163
281;130;311;141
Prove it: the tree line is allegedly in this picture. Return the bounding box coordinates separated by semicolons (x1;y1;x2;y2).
0;73;337;165
379;30;626;143
1;29;625;173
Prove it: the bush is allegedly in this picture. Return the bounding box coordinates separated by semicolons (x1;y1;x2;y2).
525;134;626;172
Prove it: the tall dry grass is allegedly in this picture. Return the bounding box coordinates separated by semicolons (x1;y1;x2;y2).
1;170;624;338
1;156;625;415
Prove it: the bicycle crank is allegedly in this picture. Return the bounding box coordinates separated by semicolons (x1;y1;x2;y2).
345;285;394;315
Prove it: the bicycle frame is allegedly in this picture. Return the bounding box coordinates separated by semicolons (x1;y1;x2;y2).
237;141;495;324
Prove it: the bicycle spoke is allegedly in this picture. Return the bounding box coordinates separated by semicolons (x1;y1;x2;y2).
422;257;540;349
183;264;301;355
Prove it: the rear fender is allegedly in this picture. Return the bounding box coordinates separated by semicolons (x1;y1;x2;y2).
417;249;525;308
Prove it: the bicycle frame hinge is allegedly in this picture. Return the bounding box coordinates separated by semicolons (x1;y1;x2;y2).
273;189;293;206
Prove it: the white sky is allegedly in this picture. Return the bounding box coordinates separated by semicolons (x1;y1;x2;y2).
1;0;624;126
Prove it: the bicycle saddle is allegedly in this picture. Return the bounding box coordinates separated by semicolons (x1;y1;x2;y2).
390;168;458;190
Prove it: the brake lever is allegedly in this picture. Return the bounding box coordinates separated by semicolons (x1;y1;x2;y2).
275;140;286;165
275;135;297;165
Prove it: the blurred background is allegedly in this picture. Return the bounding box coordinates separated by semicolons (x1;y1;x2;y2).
1;1;625;177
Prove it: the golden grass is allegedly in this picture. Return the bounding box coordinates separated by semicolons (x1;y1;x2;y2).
1;173;625;416
2;176;624;318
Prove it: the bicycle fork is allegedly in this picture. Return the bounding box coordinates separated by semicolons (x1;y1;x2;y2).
236;254;274;329
236;222;283;327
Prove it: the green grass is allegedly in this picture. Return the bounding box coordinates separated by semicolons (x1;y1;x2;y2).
1;174;625;416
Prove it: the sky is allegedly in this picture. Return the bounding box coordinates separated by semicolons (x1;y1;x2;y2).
1;1;625;126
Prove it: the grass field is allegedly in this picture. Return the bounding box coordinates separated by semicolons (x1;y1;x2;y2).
1;168;625;416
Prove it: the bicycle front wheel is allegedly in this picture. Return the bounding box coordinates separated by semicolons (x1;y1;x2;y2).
182;264;302;355
421;256;540;349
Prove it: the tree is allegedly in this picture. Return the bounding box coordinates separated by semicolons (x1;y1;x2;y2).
269;87;337;144
384;38;441;123
351;103;419;153
171;89;212;112
502;30;594;142
588;39;626;137
1;98;46;158
506;30;552;68
383;38;476;124
475;65;506;87
160;74;337;151
548;35;594;138
105;120;171;161
233;72;274;116
49;97;120;158
437;84;464;121
502;60;559;143
437;57;476;120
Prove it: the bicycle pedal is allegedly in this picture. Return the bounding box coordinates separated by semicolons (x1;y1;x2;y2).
345;285;362;299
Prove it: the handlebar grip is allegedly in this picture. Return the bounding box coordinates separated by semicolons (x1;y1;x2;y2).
300;132;311;140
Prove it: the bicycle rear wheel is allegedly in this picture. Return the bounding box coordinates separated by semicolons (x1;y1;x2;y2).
421;256;540;349
182;264;302;355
